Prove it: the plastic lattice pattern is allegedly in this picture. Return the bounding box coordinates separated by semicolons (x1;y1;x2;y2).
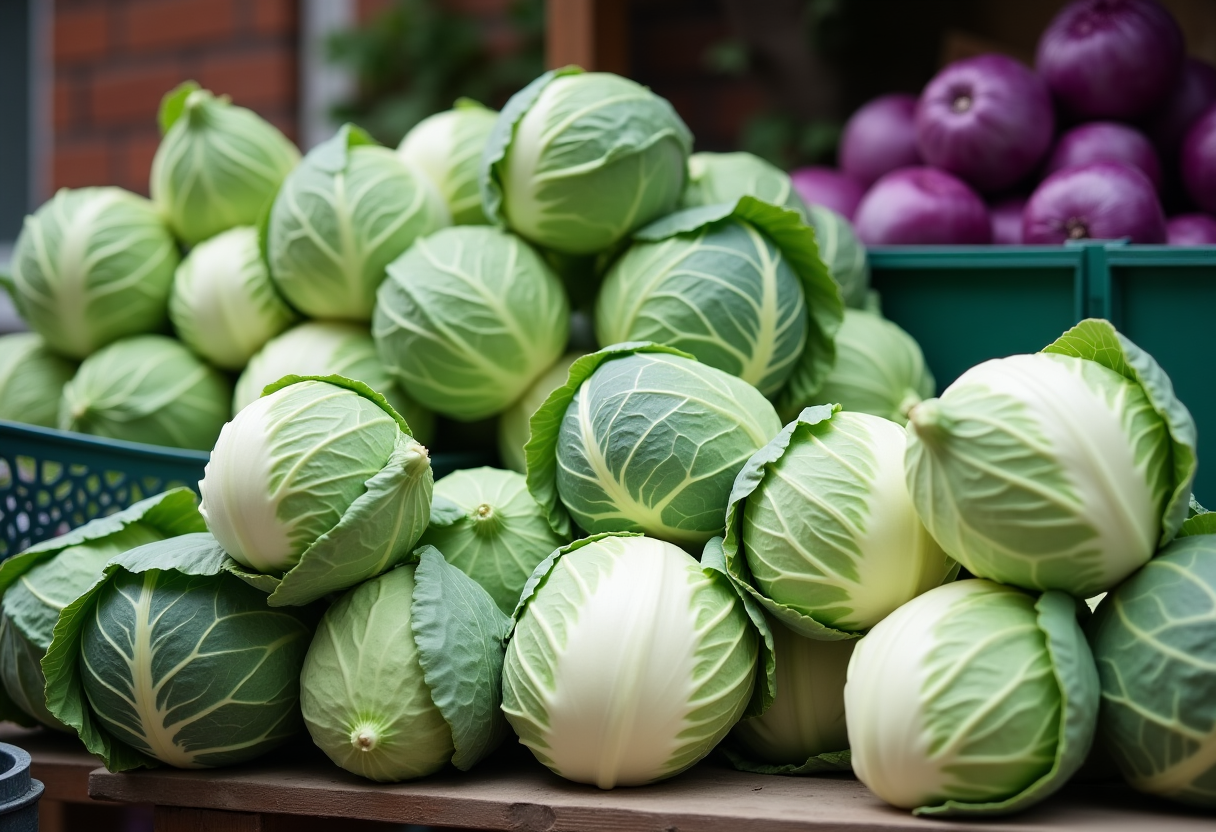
0;420;209;559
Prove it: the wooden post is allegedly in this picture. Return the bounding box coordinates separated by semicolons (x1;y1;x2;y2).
546;0;630;74
155;807;266;832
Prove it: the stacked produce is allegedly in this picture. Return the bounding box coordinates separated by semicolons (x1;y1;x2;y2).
794;0;1216;246
0;19;1213;823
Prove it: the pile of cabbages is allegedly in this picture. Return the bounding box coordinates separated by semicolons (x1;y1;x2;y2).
792;0;1216;246
1;25;1215;826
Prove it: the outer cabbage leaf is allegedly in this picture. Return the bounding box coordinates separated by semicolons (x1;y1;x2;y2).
634;196;843;414
805;205;869;309
1044;318;1198;546
42;532;312;772
1087;535;1216;807
498;353;584;474
680;151;807;217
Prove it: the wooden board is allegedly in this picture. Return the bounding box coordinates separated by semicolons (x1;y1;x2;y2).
0;724;100;804
86;742;1214;832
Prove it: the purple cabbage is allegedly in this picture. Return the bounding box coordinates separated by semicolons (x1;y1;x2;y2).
1023;161;1166;243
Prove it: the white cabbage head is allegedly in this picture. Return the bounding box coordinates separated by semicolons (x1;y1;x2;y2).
906;322;1197;599
681;151;806;216
8;187;179;359
59;335;231;451
267;125;449;320
0;333;76;429
373;226;569;421
233;321;434;444
502;534;759;788
729;620;853;768
811;309;933;425
397;99;497;225
528;346;782;546
169;226;296;371
483;69;692;255
150;82;300;246
728;407;953;637
845;579;1098;816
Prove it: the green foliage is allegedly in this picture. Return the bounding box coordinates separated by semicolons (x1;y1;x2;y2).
327;0;544;146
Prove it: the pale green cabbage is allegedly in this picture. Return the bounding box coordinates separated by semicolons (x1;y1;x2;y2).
373;226;569;421
398;99;497;225
169;226;296;371
150;82;300;246
59;335;231;451
482;68;692;255
0;333;76;428
200;377;433;606
420;467;569;614
8;187;179;359
502;534;761;788
527;345;782;546
233;321;434;444
1088;531;1216;807
595;198;842;409
845;579;1098;816
724;406;953;639
267;125;449;320
300;547;509;782
906;320;1197;599
810;309;933;425
680;151;806;216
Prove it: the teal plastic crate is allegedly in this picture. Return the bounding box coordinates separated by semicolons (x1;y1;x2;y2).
0;420;480;557
870;242;1216;503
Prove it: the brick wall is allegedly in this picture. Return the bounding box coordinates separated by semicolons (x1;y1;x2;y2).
53;0;299;195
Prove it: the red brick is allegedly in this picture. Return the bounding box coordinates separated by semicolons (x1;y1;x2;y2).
90;62;189;127
122;0;236;51
53;140;113;190
358;0;395;23
54;6;109;63
122;131;162;196
199;48;296;110
250;0;297;35
54;79;76;132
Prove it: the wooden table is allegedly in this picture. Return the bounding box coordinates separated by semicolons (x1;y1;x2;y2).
2;725;1212;832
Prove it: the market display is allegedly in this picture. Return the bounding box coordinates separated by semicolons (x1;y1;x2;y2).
0;0;1214;821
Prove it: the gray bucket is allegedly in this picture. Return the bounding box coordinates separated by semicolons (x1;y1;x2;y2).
0;743;42;832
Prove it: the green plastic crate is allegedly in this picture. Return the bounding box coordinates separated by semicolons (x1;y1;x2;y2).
870;242;1216;503
0;420;480;557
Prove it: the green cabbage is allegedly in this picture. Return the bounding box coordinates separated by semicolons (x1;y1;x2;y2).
373;226;569;421
169;226;296;371
151;82;299;246
805;205;870;309
680;151;806;216
8;187;179;359
398;99;497;225
482;68;692;255
497;353;583;474
0;333;76;428
59;335;231;451
267;124;449;320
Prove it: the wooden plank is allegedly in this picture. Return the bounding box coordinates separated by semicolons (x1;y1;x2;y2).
155;807;265;832
88;743;1214;832
546;0;629;73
